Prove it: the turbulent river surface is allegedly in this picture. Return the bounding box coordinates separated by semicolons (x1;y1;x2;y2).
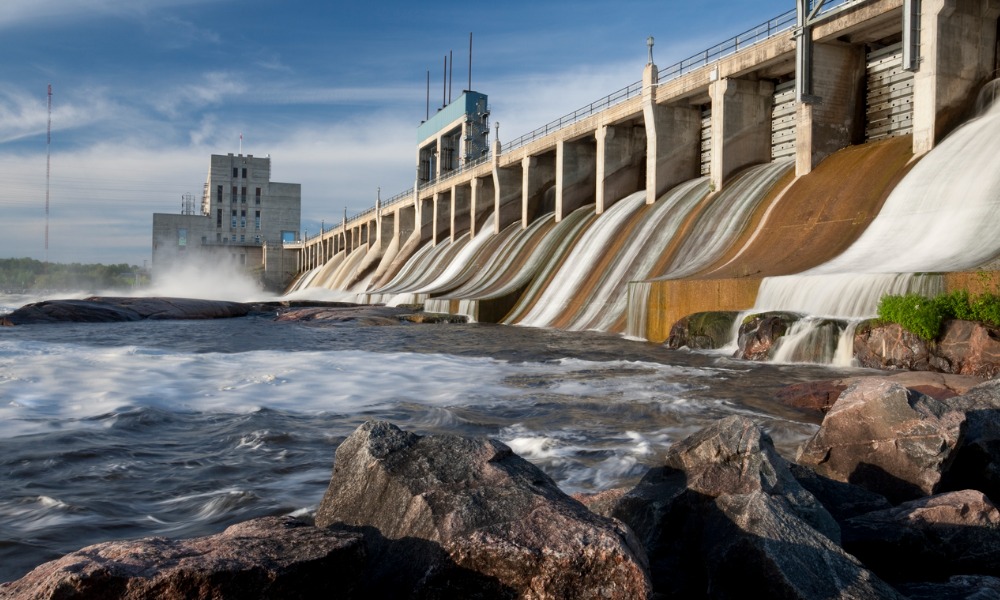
0;293;866;582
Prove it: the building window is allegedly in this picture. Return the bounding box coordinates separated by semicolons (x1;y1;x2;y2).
216;233;222;242
281;231;296;243
233;167;238;178
240;209;246;228
255;188;261;204
231;186;237;203
240;235;245;243
177;228;187;246
216;185;223;203
231;234;237;242
242;167;247;179
240;187;246;204
231;209;237;228
255;210;261;230
216;208;222;228
254;234;261;243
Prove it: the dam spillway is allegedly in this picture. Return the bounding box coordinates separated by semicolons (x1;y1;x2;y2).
288;0;1000;351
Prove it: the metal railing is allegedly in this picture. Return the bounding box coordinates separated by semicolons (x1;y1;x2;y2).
502;81;645;154
329;0;869;234
418;155;491;191
657;10;798;81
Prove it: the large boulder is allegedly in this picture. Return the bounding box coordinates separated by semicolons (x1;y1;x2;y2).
608;416;892;598
935;320;1000;378
702;491;905;600
0;517;365;600
797;379;964;503
854;319;1000;377
841;490;1000;583
314;421;650;600
854;321;937;371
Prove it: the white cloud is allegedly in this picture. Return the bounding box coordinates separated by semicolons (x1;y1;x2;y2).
0;86;123;144
0;0;224;29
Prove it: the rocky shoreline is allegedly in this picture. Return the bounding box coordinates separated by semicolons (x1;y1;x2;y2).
3;376;1000;599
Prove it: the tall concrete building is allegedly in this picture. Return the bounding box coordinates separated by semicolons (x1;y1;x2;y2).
152;153;301;292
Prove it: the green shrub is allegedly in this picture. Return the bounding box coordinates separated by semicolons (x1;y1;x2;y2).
877;293;944;340
877;290;1000;340
971;293;1000;325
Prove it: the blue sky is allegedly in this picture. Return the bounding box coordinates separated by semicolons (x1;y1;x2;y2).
0;0;793;266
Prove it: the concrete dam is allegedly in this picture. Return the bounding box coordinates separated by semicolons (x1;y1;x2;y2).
288;0;1000;351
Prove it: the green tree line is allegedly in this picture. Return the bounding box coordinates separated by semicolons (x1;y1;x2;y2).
0;258;148;292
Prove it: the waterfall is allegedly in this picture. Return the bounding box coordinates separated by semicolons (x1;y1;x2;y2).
753;273;945;319
502;206;601;325
567;179;710;332
659;160;793;279
624;281;652;340
511;192;648;328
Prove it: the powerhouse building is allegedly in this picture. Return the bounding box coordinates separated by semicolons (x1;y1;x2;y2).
152;153;301;292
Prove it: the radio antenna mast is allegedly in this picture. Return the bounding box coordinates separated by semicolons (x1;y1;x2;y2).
45;84;52;264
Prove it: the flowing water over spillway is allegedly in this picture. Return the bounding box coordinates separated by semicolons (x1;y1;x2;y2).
755;99;1000;320
0;298;857;583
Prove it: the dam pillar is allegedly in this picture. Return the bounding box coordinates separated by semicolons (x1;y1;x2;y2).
912;0;1000;155
523;153;556;226
493;165;522;234
432;191;451;246
596;122;645;214
419;195;434;242
642;63;701;204
396;203;415;242
470;176;493;236
795;42;866;175
709;77;775;191
451;183;471;242
555;137;597;221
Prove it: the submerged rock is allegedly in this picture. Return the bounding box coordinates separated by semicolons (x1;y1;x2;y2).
3;296;254;324
0;517;365;600
315;420;650;599
734;311;800;361
777;371;984;415
666;311;739;350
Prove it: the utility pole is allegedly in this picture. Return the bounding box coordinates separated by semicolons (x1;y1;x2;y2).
45;84;52;264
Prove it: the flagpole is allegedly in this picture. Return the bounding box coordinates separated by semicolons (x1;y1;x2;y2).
239;132;243;155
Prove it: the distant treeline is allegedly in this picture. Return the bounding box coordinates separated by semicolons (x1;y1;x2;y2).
0;258;148;292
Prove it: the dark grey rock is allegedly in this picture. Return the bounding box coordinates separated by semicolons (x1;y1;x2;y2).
315;421;651;600
612;416;854;597
3;296;253;324
704;491;906;599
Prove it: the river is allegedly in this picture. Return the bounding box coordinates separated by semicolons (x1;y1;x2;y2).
0;292;864;582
